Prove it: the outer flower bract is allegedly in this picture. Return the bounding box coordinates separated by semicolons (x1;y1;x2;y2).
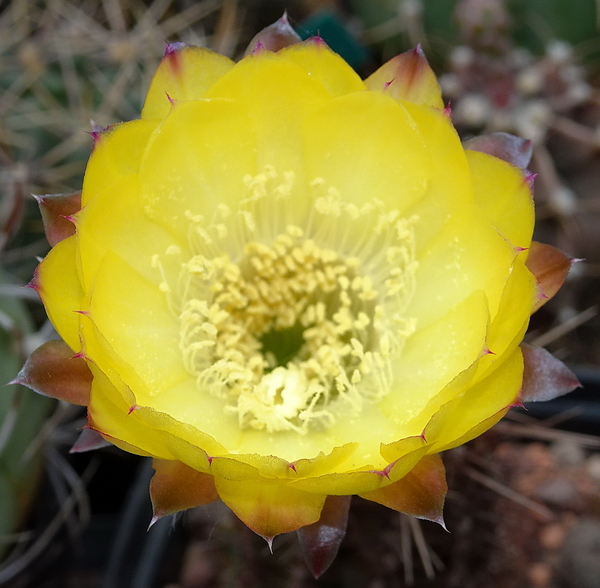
18;29;578;564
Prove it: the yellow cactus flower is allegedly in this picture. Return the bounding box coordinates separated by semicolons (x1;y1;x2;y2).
18;25;579;576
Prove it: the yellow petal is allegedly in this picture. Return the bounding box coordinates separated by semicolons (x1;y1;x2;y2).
36;235;83;351
365;47;444;109
87;364;174;459
413;361;481;437
293;443;359;478
302;91;429;214
278;40;365;96
408;207;515;330
466;149;534;249
289;470;386;495
379;289;489;430
141;46;234;120
139;99;259;239
82;120;158;206
139;407;226;467
136;379;242;457
290;443;428;494
425;347;524;451
80;311;146;407
87;250;188;393
435;405;509;453
401;104;474;254
317;401;413;472
475;257;536;381
215;453;293;479
204;51;332;169
77;174;190;292
379;435;427;463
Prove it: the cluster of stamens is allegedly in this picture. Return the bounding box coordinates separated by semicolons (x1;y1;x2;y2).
153;168;418;433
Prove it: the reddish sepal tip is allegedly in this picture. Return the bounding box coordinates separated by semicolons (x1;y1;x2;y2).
148;514;162;530
537;289;550;301
89;120;104;134
262;536;275;553
525;172;537;189
25;278;39;292
86;130;101;142
164;41;186;56
252;40;266;55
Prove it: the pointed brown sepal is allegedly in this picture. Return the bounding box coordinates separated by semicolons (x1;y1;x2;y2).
359;454;447;527
34;191;82;246
526;241;574;312
520;342;581;402
69;428;112;453
365;45;444;108
297;495;351;579
244;12;302;55
463;132;533;170
244;13;301;55
150;459;219;522
12;339;92;406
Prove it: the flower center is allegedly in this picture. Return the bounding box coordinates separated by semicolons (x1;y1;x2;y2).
153;169;418;434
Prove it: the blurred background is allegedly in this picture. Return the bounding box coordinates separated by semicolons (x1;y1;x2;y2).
1;0;600;586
